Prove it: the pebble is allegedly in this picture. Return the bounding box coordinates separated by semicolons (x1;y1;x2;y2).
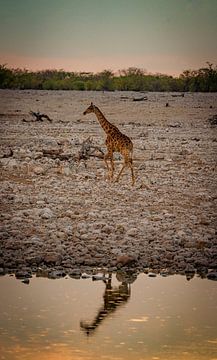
148;272;157;277
69;269;82;276
185;264;195;273
207;272;217;281
126;228;138;237
15;270;32;279
160;271;170;277
48;270;66;279
33;166;45;175
31;237;43;244
22;278;30;284
40;208;54;219
0;268;5;275
81;273;92;279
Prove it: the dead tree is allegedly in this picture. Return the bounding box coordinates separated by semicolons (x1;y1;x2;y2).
78;137;104;161
39;138;104;164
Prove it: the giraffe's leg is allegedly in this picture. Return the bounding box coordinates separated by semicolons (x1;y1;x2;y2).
104;154;110;172
115;162;127;183
104;151;114;180
116;157;135;185
104;155;110;180
110;157;115;181
129;159;135;186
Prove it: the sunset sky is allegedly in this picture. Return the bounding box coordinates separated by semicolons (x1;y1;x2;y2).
0;0;216;76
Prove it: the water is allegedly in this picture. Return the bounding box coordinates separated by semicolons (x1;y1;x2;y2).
0;273;216;360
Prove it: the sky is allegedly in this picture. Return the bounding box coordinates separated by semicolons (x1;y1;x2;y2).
0;0;216;76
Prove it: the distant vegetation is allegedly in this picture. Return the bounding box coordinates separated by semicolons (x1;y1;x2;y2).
0;62;216;92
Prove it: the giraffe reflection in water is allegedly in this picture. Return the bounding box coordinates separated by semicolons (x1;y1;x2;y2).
80;271;137;336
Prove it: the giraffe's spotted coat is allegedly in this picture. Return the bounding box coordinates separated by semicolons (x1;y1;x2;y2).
83;103;135;185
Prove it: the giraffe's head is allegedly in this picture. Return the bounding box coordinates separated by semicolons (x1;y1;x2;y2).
83;102;95;115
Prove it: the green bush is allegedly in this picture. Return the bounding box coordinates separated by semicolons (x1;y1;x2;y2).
0;63;216;92
71;80;85;90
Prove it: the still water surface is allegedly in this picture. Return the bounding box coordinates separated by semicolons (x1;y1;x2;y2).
0;273;216;360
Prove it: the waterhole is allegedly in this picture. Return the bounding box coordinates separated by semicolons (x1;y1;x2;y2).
0;273;216;360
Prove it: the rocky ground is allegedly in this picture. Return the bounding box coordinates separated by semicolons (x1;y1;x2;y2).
0;90;217;280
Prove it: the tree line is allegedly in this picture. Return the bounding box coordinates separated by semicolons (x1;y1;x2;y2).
0;62;216;92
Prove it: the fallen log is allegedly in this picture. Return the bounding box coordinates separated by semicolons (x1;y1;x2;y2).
133;96;148;102
42;148;75;161
40;138;104;162
171;93;184;98
29;111;52;122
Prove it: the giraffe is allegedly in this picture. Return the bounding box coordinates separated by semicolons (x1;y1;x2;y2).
83;103;135;185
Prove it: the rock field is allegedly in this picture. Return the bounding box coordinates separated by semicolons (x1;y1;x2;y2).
0;90;217;280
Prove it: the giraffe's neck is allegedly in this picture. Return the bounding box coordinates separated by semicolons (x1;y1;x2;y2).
94;106;117;134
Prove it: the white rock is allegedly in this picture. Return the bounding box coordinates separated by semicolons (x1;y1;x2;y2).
126;228;138;237
36;200;45;206
1;158;18;168
33;166;45;175
31;236;43;244
63;225;73;235
40;208;54;219
43;138;58;147
62;167;71;176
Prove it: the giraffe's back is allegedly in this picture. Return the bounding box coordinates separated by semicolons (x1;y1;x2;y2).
106;131;133;154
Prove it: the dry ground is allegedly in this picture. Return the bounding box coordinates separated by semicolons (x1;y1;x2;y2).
0;90;217;279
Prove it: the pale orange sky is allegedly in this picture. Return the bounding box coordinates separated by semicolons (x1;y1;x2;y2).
0;0;217;76
0;52;195;76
